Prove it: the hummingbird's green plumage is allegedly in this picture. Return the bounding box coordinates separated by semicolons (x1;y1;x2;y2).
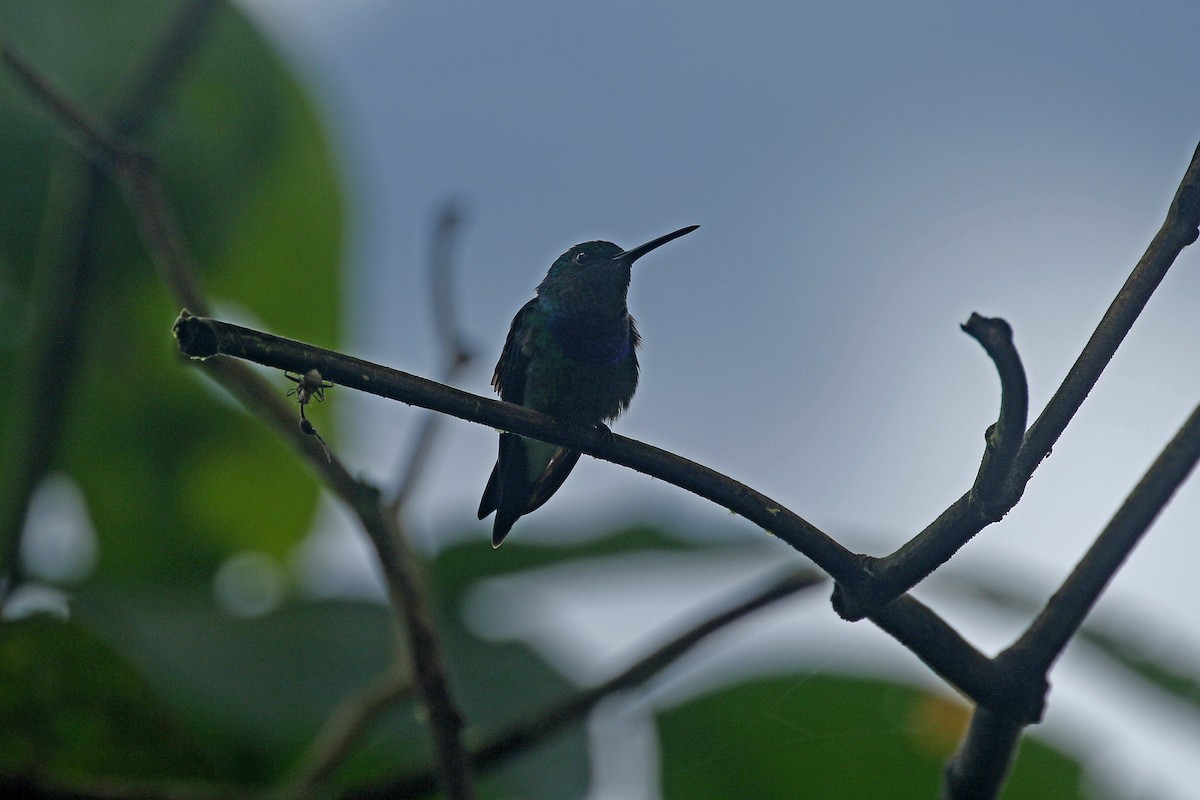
478;225;698;546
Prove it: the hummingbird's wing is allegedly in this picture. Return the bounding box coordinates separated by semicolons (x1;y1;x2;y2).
491;298;539;404
478;298;582;546
478;299;538;523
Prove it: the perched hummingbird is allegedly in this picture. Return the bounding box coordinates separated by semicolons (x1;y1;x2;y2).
477;225;699;546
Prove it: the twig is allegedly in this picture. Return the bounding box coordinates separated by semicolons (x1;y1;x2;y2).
388;201;475;514
0;165;101;602
110;1;219;134
1012;396;1200;673
350;568;825;800
960;314;1029;511
0;43;134;166
2;38;212;314
285;205;474;791
943;393;1200;798
279;668;412;800
173;314;856;575
1015;142;1200;477
836;143;1200;620
171;312;1023;716
2;41;476;800
834;314;1030;620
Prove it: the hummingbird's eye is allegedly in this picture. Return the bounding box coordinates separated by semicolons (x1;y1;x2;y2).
573;251;588;264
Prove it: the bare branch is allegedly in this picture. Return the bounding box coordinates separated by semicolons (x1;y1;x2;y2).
940;709;1023;800
835;314;1029;620
429;202;474;370
388;201;476;514
110;1;219;134
279;669;412;800
171;312;1023;716
172;312;859;580
941;392;1200;798
0;166;100;603
1012;395;1200;673
1014;141;1200;477
0;43;135;167
961;314;1029;510
837;143;1200;621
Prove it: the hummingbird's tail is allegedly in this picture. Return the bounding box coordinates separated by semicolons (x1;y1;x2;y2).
478;434;581;547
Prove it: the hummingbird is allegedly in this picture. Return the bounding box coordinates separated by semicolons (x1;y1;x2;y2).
477;225;699;546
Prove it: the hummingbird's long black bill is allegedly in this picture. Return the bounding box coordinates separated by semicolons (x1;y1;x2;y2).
613;225;699;264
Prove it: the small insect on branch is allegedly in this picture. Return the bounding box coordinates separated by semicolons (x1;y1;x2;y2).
286;368;334;462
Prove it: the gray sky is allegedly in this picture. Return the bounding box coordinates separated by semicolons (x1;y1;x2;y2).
241;2;1200;796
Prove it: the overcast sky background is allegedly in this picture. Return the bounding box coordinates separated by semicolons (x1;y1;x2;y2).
237;2;1200;797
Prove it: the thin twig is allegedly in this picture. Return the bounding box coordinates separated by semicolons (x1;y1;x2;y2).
279;668;412;800
1015;141;1200;477
1;42;137;167
942;392;1200;798
110;1;219;134
1012;395;1200;672
388;201;475;514
0;165;100;602
837;143;1200;620
350;568;825;800
285;205;475;793
961;314;1029;511
834;314;1029;620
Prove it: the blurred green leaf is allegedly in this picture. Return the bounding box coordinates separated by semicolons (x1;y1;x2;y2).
658;674;1090;800
1;0;344;585
66;524;716;794
420;526;774;799
76;587;404;784
0;614;217;782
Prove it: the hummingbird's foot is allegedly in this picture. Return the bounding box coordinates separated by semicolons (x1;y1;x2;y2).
593;421;616;448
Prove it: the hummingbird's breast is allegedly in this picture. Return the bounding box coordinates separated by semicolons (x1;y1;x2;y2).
526;308;640;423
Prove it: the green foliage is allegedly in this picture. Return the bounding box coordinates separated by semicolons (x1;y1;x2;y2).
0;615;217;783
659;674;1086;800
0;0;343;584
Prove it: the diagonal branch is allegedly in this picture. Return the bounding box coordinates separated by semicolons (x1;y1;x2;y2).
349;568;825;800
943;393;1200;799
280;669;412;800
387;201;476;514
1015;142;1200;477
837;142;1200;621
1011;395;1200;674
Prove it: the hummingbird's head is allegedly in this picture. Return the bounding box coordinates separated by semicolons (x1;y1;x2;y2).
537;226;699;305
545;241;624;277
